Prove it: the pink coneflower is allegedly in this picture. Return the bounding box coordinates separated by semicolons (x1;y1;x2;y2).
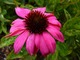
8;7;64;56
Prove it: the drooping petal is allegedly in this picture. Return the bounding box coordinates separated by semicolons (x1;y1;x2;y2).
33;7;46;13
9;29;25;37
10;25;26;36
35;34;40;49
48;16;61;27
40;35;49;56
15;7;30;18
26;34;35;55
14;31;29;53
47;26;64;42
43;32;56;54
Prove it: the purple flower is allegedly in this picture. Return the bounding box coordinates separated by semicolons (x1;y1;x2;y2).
7;7;64;56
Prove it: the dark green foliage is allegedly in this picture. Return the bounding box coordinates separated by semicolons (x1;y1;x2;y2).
0;0;80;60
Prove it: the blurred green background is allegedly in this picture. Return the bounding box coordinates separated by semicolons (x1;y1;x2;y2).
0;0;80;60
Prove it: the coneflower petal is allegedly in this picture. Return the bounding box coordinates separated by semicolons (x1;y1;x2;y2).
48;16;61;27
14;31;29;53
35;34;40;49
44;13;54;17
43;32;56;54
40;36;49;56
47;26;64;42
26;34;35;55
12;18;25;27
33;7;46;13
9;29;25;36
15;7;30;18
10;19;25;33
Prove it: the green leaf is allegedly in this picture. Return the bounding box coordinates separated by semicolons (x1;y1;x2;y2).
0;14;5;22
46;54;52;60
0;14;9;34
57;42;71;56
1;23;8;34
62;17;80;37
46;0;60;12
7;47;28;59
25;4;34;10
7;50;24;59
63;17;80;31
0;14;8;22
2;9;7;15
0;7;1;13
7;46;35;60
34;0;44;6
51;50;58;60
64;29;80;36
0;36;16;48
0;28;2;34
3;0;14;4
64;9;71;20
21;4;34;10
29;0;35;3
0;22;2;34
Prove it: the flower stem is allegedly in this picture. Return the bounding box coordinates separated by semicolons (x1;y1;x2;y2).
35;51;45;60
